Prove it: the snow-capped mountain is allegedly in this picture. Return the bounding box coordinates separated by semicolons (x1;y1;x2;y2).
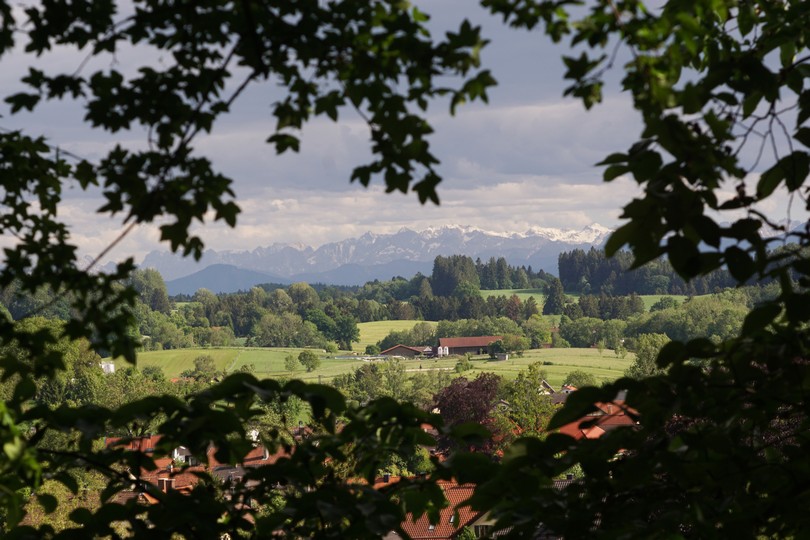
141;224;613;291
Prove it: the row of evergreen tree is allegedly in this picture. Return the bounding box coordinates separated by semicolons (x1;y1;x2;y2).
558;247;736;295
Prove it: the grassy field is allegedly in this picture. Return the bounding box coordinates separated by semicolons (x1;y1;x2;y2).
481;287;699;314
637;294;689;310
116;346;633;388
118;348;241;376
461;348;633;387
480;288;545;303
356;320;437;352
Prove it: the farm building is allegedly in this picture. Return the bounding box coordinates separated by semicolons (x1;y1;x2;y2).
380;344;431;358
437;336;502;356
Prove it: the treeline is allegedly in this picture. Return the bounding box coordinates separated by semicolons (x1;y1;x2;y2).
375;315;552;352
558;247;736;295
0;255;549;353
431;255;550;294
1;252;780;357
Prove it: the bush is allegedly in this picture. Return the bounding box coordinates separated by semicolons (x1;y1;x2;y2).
298;350;322;372
455;354;473;373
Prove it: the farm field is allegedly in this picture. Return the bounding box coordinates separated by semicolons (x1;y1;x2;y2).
356;320;437;352
117;348;240;377
116;346;633;388
482;287;697;314
637;294;689;310
480;288;545;303
460;348;633;387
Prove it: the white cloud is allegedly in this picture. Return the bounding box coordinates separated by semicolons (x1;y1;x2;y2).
4;1;805;270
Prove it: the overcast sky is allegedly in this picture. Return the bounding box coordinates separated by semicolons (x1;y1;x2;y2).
1;1;802;263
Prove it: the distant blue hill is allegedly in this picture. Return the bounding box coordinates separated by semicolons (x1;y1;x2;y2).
166;264;291;295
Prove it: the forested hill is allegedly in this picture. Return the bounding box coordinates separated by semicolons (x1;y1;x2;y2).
558;247;737;295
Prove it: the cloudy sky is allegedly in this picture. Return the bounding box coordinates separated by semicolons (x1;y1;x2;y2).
0;1;801;263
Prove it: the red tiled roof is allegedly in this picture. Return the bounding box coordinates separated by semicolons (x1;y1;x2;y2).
106;435;291;497
399;480;480;539
557;399;639;440
438;336;502;348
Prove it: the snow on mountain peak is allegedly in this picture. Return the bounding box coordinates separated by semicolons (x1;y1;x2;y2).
141;223;614;283
523;223;612;244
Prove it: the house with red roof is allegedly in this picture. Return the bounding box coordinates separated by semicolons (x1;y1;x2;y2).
383;480;492;539
382;477;576;539
437;336;502;356
105;435;289;501
557;399;639;441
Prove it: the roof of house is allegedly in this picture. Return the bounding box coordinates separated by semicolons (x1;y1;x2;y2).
399;480;480;539
380;344;426;355
438;336;502;348
557;399;639;440
107;435;291;499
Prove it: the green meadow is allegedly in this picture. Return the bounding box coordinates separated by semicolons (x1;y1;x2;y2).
117;346;633;389
636;294;689;310
356;320;437;352
480;288;545;303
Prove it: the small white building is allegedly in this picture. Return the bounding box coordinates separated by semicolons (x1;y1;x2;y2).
100;360;115;374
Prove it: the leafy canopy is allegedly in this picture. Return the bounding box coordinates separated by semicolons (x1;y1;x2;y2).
2;0;810;538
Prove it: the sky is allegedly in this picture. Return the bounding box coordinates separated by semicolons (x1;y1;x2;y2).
0;1;803;264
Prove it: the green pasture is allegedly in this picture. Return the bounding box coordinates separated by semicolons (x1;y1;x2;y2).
461;348;634;388
485;287;697;314
118;348;240;377
637;294;689;311
117;346;633;388
480;288;545;303
356;320;437;352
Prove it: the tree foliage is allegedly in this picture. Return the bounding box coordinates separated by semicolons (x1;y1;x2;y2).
297;350;321;373
4;0;810;537
562;369;597;389
0;0;495;534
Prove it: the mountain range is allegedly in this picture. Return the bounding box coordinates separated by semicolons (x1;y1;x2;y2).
142;224;613;294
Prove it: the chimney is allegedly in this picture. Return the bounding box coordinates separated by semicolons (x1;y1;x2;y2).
566;473;574;480
383;474;390;483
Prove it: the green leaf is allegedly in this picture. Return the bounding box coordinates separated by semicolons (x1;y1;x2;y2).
692;216;721;247
742;303;781;335
796;128;810;149
757;162;785;199
36;493;58;514
5;92;41;113
266;133;301;154
667;235;700;278
604;164;629;181
446;451;497;484
737;3;755;36
724;246;756;282
684;338;717;359
547;387;605;430
604;223;635;257
742;92;762;118
656;340;686;368
596;152;628;166
783;151;810;191
780;42;796;68
69;507;93;526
